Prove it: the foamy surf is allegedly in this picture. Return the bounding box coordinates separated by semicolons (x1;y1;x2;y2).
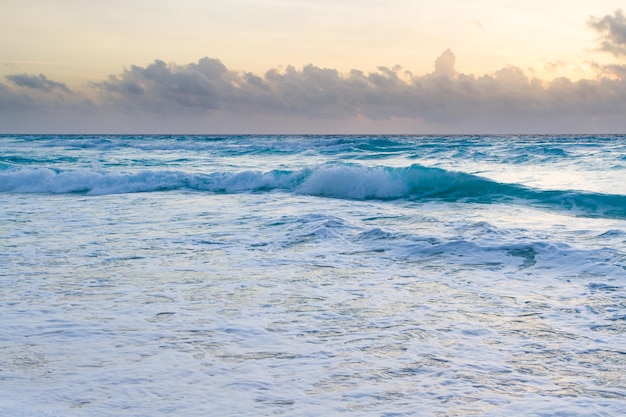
2;134;625;416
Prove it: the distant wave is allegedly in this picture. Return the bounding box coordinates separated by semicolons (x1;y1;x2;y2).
0;167;306;195
2;164;625;219
9;134;623;162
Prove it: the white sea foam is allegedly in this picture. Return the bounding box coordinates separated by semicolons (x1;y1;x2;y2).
297;164;405;199
1;134;625;416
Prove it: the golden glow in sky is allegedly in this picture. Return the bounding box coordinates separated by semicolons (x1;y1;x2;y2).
2;1;626;133
1;0;623;84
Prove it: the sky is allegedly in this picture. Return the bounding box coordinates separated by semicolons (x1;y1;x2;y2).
1;0;626;134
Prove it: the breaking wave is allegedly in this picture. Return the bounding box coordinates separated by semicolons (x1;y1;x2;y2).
2;164;625;218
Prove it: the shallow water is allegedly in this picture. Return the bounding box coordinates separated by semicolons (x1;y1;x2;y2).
1;135;625;416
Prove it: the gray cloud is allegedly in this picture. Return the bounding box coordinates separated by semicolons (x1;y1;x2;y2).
6;73;72;93
93;58;235;112
433;48;456;77
2;50;626;133
0;82;38;112
589;9;626;57
89;50;626;132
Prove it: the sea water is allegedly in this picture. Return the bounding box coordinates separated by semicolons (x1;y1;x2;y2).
1;135;625;416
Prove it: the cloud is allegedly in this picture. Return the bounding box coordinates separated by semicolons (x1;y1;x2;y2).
93;58;235;112
6;73;72;93
589;9;626;57
0;83;29;108
85;49;626;132
433;48;456;77
2;51;626;133
92;50;515;121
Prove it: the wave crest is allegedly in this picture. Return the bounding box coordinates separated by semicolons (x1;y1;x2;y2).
2;164;625;218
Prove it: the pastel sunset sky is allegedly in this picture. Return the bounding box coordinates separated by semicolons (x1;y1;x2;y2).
2;0;626;133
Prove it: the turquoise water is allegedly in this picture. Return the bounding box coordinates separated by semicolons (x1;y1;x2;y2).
1;135;625;416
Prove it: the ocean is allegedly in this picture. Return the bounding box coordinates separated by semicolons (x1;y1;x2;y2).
1;134;625;416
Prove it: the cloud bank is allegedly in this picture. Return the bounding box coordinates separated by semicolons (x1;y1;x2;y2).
81;49;626;129
2;11;626;134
